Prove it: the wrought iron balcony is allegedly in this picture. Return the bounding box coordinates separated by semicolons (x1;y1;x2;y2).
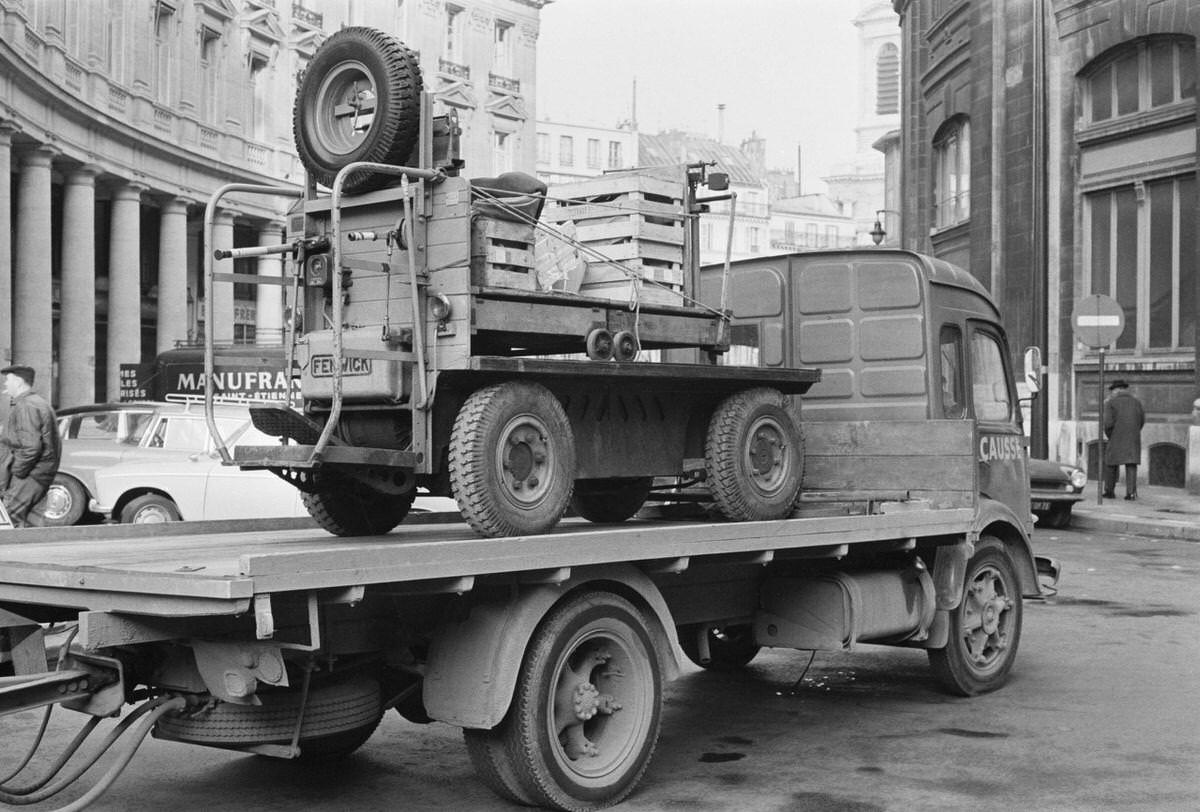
292;3;322;28
488;73;520;94
439;58;470;80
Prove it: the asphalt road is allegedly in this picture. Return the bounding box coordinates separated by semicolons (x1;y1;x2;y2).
3;526;1198;811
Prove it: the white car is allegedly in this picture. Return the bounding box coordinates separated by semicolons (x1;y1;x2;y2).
88;408;308;523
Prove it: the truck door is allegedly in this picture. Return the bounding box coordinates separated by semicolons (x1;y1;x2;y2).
967;323;1030;526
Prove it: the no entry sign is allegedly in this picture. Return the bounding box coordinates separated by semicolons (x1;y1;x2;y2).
1072;294;1125;348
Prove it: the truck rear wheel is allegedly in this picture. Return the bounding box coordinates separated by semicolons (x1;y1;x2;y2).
303;477;416;536
677;624;761;671
463;591;663;810
449;382;576;538
293;27;423;193
705;387;803;521
928;536;1023;696
571;477;653;523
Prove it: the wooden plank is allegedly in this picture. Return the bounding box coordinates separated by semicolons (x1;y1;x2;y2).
582;263;686;286
578;280;685;307
550;173;684;201
574;220;685;246
547;200;685;223
804;420;973;456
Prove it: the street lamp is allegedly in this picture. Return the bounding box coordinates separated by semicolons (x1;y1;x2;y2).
870;209;902;246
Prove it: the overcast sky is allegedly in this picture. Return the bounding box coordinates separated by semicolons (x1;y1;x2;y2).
536;0;864;194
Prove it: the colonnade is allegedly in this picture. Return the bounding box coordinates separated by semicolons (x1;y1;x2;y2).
0;128;287;408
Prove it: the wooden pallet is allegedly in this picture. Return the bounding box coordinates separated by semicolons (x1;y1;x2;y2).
470;217;536;291
578;278;685;307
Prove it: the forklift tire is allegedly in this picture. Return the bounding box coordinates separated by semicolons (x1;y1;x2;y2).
571;477;653;523
585;328;614;361
612;330;639;362
449;381;576;538
705;387;804;522
928;536;1023;696
293;27;423;193
303;480;416;536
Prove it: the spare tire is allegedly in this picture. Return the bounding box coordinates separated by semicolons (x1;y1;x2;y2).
293;27;423;193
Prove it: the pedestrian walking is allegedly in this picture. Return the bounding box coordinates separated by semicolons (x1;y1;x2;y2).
0;364;62;527
1102;379;1145;500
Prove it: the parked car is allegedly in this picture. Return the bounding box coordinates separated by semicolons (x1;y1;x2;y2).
1029;457;1087;528
31;402;161;526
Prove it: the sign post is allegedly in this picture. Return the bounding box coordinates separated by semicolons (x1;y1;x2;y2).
1072;295;1125;505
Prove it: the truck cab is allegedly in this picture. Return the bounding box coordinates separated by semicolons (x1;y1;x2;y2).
701;249;1032;538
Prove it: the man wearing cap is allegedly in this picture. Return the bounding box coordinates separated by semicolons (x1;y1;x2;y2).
0;364;61;526
1102;379;1145;501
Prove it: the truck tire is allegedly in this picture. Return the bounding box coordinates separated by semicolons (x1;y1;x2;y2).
677;624;761;671
31;474;88;526
293;27;423;193
449;382;576;538
155;676;382;760
121;494;182;524
303;479;416;536
571;477;653;523
463;591;663;810
928;536;1023;696
705;387;803;521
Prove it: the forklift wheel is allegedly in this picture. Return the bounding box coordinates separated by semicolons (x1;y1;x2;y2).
612;330;639;361
586;328;614;361
293;27;423;193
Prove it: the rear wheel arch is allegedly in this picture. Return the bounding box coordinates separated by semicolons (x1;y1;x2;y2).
423;564;678;731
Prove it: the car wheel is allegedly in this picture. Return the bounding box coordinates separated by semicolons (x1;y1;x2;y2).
31;474;88;526
1038;503;1072;529
120;494;182;524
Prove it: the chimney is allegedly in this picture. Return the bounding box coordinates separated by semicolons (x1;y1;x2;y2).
717;103;726;144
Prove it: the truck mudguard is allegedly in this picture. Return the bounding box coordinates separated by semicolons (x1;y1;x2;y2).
974;496;1040;596
423;563;680;729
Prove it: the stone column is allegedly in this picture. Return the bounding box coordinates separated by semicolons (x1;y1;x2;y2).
209;211;235;344
59;165;101;408
157;198;191;354
14;148;56;393
106;182;145;401
0;123;15;372
255;220;286;345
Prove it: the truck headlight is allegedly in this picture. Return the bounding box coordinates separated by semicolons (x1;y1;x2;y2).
429;293;452;322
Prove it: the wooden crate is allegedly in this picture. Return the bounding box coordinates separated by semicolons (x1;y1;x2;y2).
578;278;685;307
470;217;536;291
546;173;686;281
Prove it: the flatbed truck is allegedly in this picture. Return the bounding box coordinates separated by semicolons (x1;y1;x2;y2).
0;246;1058;810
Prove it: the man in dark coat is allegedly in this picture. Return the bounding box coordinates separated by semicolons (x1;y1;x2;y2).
1102;379;1145;500
0;364;62;526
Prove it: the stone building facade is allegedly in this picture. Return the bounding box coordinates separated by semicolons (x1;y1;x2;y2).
0;0;545;409
890;0;1198;489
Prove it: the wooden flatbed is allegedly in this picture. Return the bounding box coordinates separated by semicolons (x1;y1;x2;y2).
0;509;974;620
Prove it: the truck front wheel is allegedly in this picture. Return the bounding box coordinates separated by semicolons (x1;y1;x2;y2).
450;382;576;538
928;536;1023;696
705;387;804;521
463;590;663;810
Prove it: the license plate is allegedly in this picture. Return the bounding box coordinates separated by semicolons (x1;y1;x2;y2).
1031;500;1051;511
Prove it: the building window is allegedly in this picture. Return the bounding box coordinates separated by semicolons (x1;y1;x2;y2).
1086;174;1197;351
607;140;623;169
805;223;818;246
784;221;796;244
748;226;760;253
876;42;899;115
536;132;550;164
199;26;222;122
493;19;512;75
106;0;127;84
933;116;970;228
586;139;601;170
249;52;270;141
153;3;175;104
445;5;464;62
559;135;574;167
1085;37;1196;124
493;131;513;174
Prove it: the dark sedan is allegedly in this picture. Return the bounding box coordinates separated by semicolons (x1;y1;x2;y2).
1030;457;1087;528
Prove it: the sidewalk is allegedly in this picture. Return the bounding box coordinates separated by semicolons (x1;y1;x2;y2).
1069;482;1200;541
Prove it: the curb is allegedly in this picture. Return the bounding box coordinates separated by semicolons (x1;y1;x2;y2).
1070;512;1200;542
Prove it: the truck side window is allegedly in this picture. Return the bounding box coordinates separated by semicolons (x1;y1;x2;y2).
971;331;1012;422
939;326;964;418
